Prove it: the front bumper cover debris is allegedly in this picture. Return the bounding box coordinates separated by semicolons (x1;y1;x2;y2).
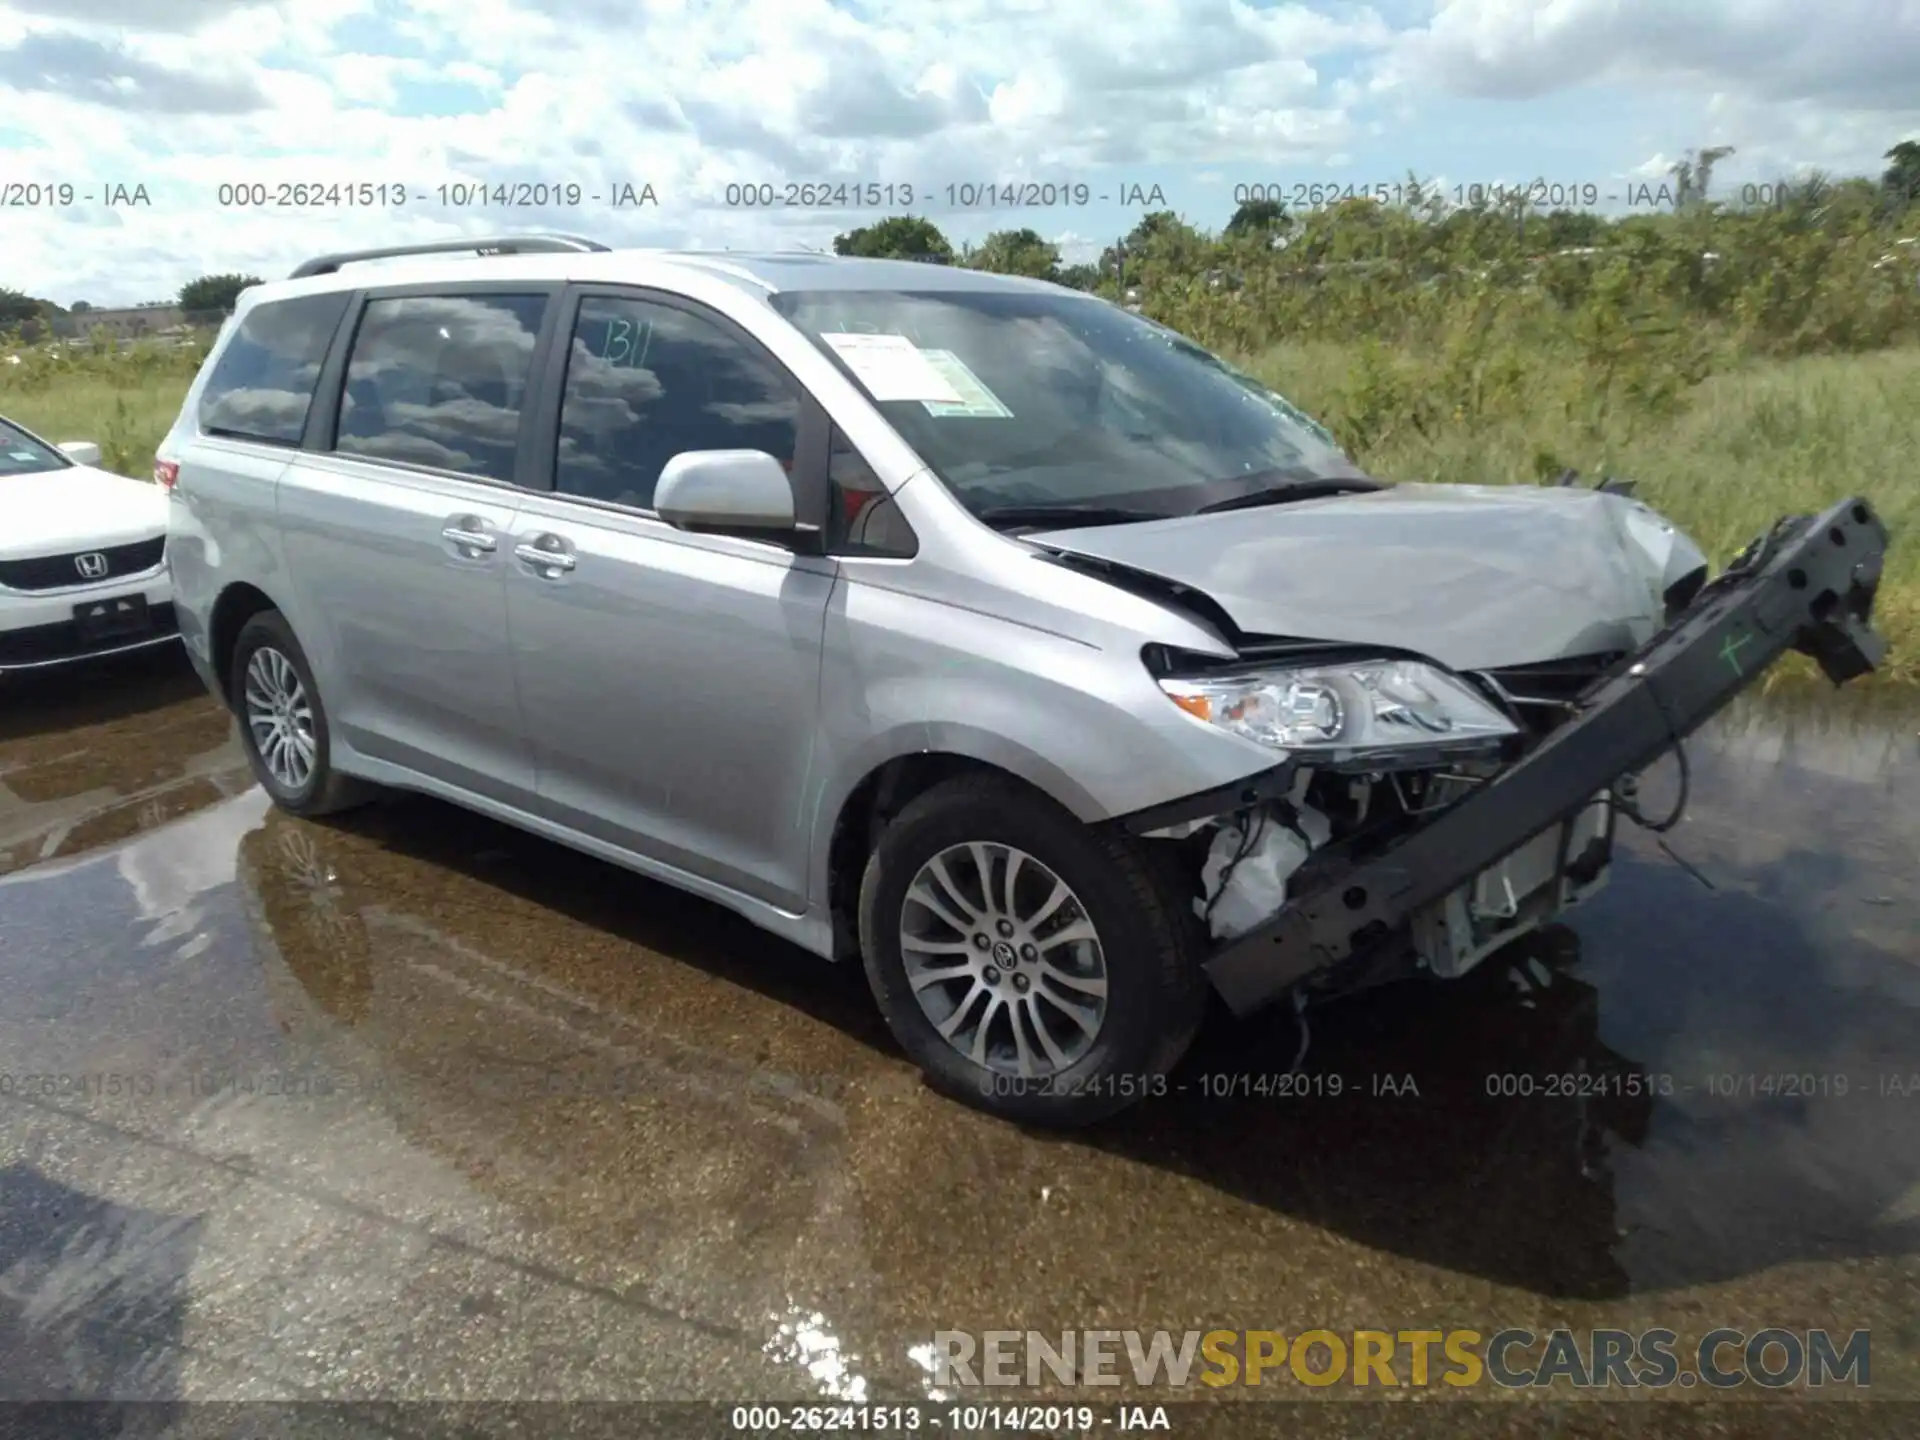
1198;496;1890;1017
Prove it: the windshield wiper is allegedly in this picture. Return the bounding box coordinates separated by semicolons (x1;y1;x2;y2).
1192;473;1386;515
972;503;1165;531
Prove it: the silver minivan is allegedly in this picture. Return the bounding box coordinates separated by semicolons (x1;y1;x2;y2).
161;234;1890;1125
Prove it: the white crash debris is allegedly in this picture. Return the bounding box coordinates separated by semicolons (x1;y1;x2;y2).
1196;795;1333;940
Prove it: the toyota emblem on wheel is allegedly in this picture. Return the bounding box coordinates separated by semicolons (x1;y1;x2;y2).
74;551;108;579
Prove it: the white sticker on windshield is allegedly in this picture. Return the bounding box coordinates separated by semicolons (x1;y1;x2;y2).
9;450;39;461
820;332;964;404
918;350;1013;418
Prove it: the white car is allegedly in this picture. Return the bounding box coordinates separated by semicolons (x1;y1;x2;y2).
0;414;177;674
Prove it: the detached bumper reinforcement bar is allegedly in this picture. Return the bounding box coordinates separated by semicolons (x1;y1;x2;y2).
1203;495;1891;1017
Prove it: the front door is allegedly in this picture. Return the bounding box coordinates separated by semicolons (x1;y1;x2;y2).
505;290;836;911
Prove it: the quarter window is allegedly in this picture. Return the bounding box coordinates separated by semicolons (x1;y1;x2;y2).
828;426;917;557
333;293;548;482
555;296;800;510
198;291;350;445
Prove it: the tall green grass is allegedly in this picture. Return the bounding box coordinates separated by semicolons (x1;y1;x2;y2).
5;373;192;477
1241;343;1918;686
2;334;204;476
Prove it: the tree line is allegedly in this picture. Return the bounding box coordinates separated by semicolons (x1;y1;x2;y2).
0;273;262;342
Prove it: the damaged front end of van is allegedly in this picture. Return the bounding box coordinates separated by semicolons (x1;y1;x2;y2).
1059;492;1891;1013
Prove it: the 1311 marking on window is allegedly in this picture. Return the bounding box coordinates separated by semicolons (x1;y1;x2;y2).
598;315;653;367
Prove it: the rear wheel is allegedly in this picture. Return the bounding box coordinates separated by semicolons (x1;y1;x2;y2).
229;611;373;816
858;776;1207;1127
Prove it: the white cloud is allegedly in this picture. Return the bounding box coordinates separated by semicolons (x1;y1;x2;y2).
1050;229;1102;264
3;0;270;30
1375;0;1920;189
0;0;1912;303
1380;0;1920;110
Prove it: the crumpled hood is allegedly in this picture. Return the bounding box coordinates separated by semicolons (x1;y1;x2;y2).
1028;482;1709;671
0;465;169;558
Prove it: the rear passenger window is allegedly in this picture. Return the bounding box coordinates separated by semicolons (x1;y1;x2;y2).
198;291;349;444
555;296;800;510
333;293;548;482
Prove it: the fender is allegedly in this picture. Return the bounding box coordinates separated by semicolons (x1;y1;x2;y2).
802;718;1110;932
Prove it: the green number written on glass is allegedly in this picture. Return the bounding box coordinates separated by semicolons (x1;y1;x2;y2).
598;316;654;368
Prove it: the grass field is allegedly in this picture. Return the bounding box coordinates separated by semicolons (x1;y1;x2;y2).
4;371;188;480
3;337;1914;687
1245;342;1919;686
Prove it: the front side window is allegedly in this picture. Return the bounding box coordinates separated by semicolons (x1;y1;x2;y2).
770;288;1365;527
198;291;349;445
333;293;548;482
0;417;70;477
555;296;800;510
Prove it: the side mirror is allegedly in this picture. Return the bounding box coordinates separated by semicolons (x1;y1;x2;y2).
654;450;796;534
59;440;102;466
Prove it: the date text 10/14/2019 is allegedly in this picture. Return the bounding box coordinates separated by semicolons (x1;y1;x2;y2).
719;181;1168;210
729;1404;1173;1432
211;181;661;209
6;181;667;210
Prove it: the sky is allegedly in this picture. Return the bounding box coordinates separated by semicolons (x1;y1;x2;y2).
0;0;1916;307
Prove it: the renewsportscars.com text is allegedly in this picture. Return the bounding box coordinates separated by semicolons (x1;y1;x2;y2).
927;1327;1871;1389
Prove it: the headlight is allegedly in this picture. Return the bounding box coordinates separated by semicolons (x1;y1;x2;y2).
1158;658;1518;759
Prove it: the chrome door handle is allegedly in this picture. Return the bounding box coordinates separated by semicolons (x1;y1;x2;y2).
442;525;497;552
514;541;575;573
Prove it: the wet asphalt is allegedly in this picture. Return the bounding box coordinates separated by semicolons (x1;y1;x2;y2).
0;647;1915;1432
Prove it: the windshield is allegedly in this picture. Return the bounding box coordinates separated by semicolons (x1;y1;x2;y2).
0;417;71;477
769;287;1369;524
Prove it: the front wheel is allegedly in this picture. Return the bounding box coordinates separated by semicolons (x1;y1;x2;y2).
857;776;1208;1127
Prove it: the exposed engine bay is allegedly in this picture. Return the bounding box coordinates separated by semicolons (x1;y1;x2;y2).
1145;654;1630;995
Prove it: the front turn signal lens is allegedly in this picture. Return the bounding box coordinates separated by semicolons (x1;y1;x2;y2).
1167;692;1213;722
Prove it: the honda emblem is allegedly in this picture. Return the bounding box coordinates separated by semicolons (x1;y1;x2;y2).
74;551;109;579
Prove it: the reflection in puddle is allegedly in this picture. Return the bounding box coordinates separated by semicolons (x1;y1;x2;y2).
233;804;875;1352
0;651;244;877
1566;689;1919;1294
0;1163;204;1403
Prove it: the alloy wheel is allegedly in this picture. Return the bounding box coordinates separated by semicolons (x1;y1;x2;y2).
897;841;1110;1077
242;646;317;792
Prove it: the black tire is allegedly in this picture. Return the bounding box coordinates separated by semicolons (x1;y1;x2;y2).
228;611;373;817
858;775;1208;1127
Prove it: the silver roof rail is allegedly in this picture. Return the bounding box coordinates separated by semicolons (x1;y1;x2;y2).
289;233;612;279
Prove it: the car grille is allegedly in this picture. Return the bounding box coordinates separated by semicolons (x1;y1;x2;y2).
0;602;179;668
0;536;167;592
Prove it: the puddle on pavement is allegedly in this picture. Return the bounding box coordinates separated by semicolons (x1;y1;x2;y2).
0;649;248;876
0;679;1913;1401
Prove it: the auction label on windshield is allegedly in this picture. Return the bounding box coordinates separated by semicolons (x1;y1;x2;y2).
919;350;1014;418
820;332;965;404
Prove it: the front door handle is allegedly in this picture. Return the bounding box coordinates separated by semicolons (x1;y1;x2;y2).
514;536;576;574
